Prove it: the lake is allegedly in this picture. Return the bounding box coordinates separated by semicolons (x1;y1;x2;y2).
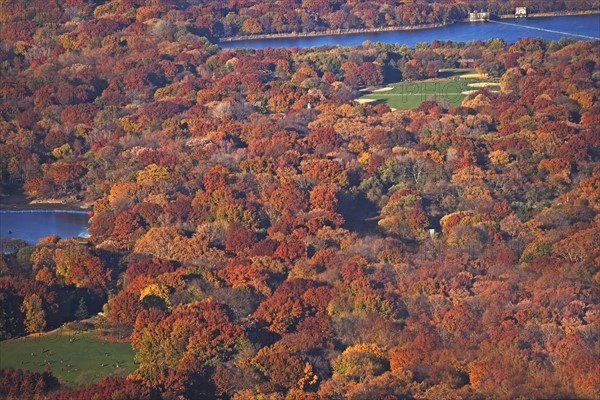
219;15;600;49
0;210;90;245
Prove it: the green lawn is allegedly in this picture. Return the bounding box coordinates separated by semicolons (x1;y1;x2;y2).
359;69;498;110
0;332;136;387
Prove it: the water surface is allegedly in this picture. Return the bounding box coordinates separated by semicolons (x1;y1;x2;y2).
220;15;600;49
0;210;90;244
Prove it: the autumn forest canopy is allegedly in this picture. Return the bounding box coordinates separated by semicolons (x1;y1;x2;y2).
0;0;599;399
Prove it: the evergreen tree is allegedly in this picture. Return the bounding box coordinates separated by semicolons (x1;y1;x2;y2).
75;297;89;320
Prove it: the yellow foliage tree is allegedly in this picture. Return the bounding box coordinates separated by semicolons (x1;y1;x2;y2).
331;343;388;379
570;90;594;110
242;17;262;35
21;294;46;334
489;150;510;165
140;283;171;308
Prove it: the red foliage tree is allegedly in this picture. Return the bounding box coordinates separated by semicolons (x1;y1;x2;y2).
254;279;331;334
46;376;152;400
0;368;58;400
269;182;308;214
225;222;257;254
60;103;98;126
107;286;142;324
65;254;110;289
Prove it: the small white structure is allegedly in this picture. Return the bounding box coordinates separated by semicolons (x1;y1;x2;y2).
515;7;527;18
469;10;490;22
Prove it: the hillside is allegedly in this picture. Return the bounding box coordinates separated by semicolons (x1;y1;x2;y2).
0;1;599;399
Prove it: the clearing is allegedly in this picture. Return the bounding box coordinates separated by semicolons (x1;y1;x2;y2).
0;331;135;387
358;69;498;110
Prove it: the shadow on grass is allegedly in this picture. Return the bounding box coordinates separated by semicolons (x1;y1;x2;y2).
437;68;476;79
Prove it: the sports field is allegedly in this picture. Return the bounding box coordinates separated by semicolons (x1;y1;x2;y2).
358;69;498;110
0;332;135;387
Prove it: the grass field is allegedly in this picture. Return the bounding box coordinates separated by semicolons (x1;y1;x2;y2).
0;332;135;387
358;69;498;110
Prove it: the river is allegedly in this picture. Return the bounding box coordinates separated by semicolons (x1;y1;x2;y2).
219;14;600;49
0;210;90;245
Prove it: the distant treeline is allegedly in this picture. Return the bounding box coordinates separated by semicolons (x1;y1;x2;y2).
2;0;595;41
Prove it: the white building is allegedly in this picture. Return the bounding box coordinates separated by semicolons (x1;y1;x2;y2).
469;10;490;22
515;7;527;18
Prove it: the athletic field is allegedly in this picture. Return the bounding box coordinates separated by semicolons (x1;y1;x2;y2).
358;69;498;110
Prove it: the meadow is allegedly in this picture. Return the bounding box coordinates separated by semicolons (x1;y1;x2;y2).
0;332;135;387
358;69;499;109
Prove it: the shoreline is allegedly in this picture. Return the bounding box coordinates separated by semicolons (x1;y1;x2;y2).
219;22;448;43
0;192;91;211
218;10;599;43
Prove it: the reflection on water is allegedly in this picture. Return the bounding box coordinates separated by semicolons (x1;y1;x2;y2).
0;210;90;245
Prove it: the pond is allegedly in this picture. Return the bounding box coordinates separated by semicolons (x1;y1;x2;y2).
219;15;600;49
0;210;91;245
